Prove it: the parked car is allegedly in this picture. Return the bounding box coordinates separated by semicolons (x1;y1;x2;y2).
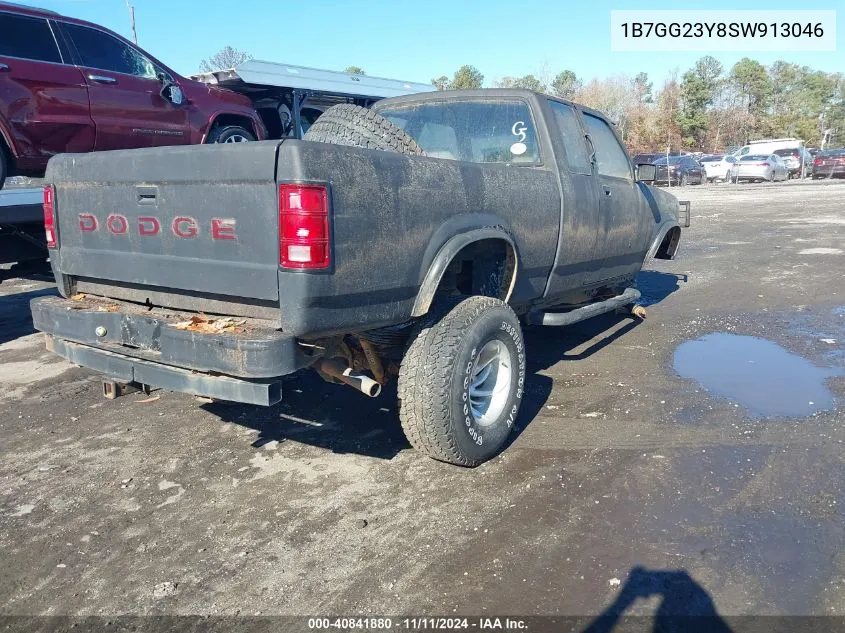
32;90;686;467
729;154;789;182
632;152;681;166
652;155;704;186
734;137;806;159
699;154;736;182
0;2;271;189
773;148;813;178
812;148;845;179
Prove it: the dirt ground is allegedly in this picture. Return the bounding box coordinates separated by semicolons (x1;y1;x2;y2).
1;179;844;624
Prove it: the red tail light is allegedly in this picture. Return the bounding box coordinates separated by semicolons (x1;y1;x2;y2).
43;185;56;249
814;158;822;166
279;184;330;269
757;162;770;167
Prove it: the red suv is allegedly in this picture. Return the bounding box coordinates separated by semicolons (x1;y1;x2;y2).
0;2;266;188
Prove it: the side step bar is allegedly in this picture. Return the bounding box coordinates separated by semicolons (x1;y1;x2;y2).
527;288;642;327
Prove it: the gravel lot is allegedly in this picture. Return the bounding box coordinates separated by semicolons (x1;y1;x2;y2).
1;179;844;624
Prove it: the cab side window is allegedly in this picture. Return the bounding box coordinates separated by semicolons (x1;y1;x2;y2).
581;113;632;180
0;13;62;64
547;100;591;175
63;23;156;79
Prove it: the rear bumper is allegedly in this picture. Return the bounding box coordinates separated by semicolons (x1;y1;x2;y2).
653;176;680;186
46;336;283;406
813;166;845;178
31;295;316;405
731;168;769;180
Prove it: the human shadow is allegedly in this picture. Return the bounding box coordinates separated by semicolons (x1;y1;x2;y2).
583;566;733;633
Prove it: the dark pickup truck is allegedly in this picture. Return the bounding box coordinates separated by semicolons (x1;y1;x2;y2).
31;89;687;466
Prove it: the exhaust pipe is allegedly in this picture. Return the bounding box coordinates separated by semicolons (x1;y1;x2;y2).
315;358;382;398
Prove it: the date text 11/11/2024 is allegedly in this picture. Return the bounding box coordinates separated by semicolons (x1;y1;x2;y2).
307;617;528;630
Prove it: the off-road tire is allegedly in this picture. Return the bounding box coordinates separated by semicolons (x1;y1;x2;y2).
303;104;424;155
398;296;526;467
206;125;256;144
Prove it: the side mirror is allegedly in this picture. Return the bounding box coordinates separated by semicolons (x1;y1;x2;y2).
161;82;185;106
636;163;656;182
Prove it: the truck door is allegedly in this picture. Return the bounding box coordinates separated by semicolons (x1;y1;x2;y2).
579;111;652;284
542;99;603;298
0;12;93;167
58;21;190;150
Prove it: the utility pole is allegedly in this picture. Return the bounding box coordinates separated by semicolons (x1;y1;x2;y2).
125;0;137;45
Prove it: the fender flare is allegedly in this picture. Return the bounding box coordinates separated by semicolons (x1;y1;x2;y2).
647;221;681;260
411;228;519;317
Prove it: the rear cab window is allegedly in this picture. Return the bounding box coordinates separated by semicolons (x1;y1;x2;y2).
0;12;62;63
374;99;541;165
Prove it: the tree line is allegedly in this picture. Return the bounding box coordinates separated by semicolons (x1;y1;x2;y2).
198;47;843;152
430;60;844;152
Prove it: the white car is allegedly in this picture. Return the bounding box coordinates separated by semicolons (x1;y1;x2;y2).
699;154;736;182
729;154;790;182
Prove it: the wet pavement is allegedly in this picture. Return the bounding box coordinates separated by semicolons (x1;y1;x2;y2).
674;333;842;418
0;179;844;624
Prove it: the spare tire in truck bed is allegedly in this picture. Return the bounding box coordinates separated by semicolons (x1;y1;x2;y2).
303;104;424;156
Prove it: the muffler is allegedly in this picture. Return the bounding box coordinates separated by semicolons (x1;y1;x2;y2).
314;358;382;398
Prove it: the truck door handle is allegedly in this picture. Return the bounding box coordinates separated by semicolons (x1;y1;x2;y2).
88;74;117;84
0;63;10;72
602;186;612;197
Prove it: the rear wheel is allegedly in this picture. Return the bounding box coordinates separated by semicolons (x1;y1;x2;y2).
398;296;526;467
206;125;256;144
303;104;423;156
679;173;688;186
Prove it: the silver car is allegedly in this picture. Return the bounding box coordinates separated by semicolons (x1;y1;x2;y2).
773;148;812;178
729;154;790;183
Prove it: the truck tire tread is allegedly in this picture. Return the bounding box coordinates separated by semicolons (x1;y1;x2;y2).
303;104;423;156
398;296;522;467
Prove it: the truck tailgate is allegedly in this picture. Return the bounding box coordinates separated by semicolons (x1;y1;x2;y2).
47;141;282;303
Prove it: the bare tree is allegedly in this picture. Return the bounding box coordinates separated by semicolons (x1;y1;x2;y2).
574;76;635;138
344;66;366;76
199;46;253;72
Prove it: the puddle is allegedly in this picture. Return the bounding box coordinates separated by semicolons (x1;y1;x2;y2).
674;333;842;418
